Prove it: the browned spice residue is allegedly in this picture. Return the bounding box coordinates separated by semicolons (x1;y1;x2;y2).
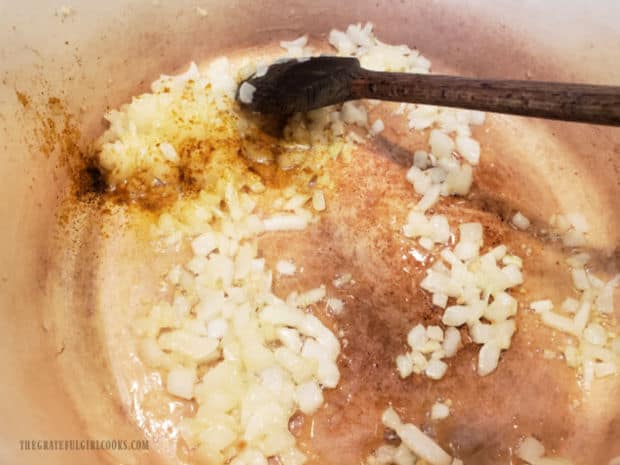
16;91;30;107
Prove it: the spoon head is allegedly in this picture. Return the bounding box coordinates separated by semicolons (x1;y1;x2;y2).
237;56;362;115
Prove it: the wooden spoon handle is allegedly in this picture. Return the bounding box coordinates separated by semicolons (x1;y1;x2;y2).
352;71;620;126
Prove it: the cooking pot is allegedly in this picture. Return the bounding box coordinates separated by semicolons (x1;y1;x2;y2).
1;1;619;465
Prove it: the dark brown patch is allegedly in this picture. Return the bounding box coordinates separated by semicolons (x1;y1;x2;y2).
15;90;29;107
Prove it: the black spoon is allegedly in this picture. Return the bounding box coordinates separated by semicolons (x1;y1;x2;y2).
237;56;620;126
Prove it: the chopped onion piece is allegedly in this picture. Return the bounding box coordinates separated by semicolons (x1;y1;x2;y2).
455;135;480;165
276;260;297;276
561;298;579;313
415;184;441;212
426;325;444;341
425;359;448;379
540;311;577;336
511;211;531;230
407;324;428;349
264;214;309;232
398;422;452;465
296;286;326;306
192;232;218;256
516;436;545;463
332;273;353;289
206;318;228;339
429;129;454;159
396;354;414;378
327;297;345;315
432;292;448;309
583;322;606;346
394;444;416;465
420;237;435;250
594;362;617;378
571;268;590;291
573;301;591;334
159;142;179;162
238;82;256;104
596;274;620;313
430;401;450;420
295;380;324;414
530;300;554;313
442;305;469;327
413;150;429;169
370;119;385;135
381;406;402;431
312;190;327;211
442;327;461;357
478;341;500;376
167;366;197;400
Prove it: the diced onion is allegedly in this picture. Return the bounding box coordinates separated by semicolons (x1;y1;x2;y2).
167;367;197;400
327;297;345;315
238;82;256;104
312;190;327;211
264;214;309;232
295;380;324;414
530;300;554;313
442;327;461;357
398;422;452;465
276;260;297;276
511;212;531;230
370;119;385;135
478;341;500;376
430;402;450;420
425;359;448;380
516;436;545;463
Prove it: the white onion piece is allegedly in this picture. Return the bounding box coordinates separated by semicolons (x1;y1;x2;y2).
312;190;327;211
407;324;428;349
561;298;579;313
327;297;345;315
442;305;469;327
192;232;218;256
530;300;554;313
167;367;197;400
455;135;480;165
478;341;500;376
571;268;590;291
381;406;401;430
573;301;591;334
415;184;441;212
516;436;545;463
276;260;297;276
295;380;323;414
238;82;256;104
394;444;416;465
263;214;309;232
370;119;385;135
398;423;452;465
425;359;448;379
511;211;531;230
426;325;444;341
583;323;607;346
396;354;414;378
540;311;577;336
596;274;620;313
429;129;454;159
442;327;461;357
430;402;450;420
